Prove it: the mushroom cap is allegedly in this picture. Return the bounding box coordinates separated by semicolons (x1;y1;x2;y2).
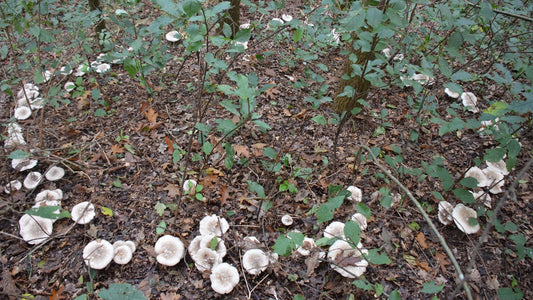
45;166;65;181
11;158;38;172
241;236;261;251
71;201;96;224
113;245;133;265
188;234;226;258
327;240;368;278
486;160;509;175
324;221;345;239
473;191;492;208
347;186;362;202
35;189;63;204
113;240;136;253
483;167;505;185
444;88;461;98
64;81;76;92
17;84;39;99
242;249;269;275
14;106;32;120
4;180;22;194
199;215;229;237
182;179;197;195
210;263;239;294
465;166;489;187
452;204;480;234
19;214;53;244
29;97;44;109
461;92;479;112
438;201;454;225
154;235;185;266
165;31;182;42
281;214;293;226
83;239;114;269
296;237;316;256
23;171;42;189
192;248;222;272
350;213;368;230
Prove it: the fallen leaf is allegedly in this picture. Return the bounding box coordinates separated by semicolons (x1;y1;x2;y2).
110;144;124;155
206;167;225;177
164;184;181;198
50;285;65;300
416;259;431;272
161;292;181;300
434;251;450;274
416;232;429;249
1;269;20;299
165;137;174;154
220;185;230;204
233;144;251;158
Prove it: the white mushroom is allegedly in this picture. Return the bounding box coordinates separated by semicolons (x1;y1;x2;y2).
11;158;38;171
486;160;509;176
199;214;229;237
347;186;362;202
473;191;492;208
183;179;197;195
192;248;222;272
438;201;454;225
324;221;345;239
465;166;489;187
44;166;65;181
210;263;239;294
14;106;32;120
327;240;368;278
242;249;269;275
281;214;293;226
165;31;182;42
461;92;479;113
71;201;96;224
83;239;114;269
296;237;316;256
188;234;226;259
154;235;185;266
5;123;26;148
452;204;480;234
64;81;76;92
23;171;42;189
30;97;44;109
241;236;261;251
281;14;293;22
113;240;136;253
113;245;133;265
350;213;368;230
4;180;22;194
19;214;53;244
483;167;505;194
35;189;63;204
444;88;461;98
17;83;39;99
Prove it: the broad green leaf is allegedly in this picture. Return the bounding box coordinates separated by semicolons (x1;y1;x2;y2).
344;220;361;247
420;281;444;294
484;101;509;116
454;188;475;204
154;202;166;216
356;203;371;218
182;0;201;18
123;58;138;78
247;180;265;198
497;288;523;300
216;119;237;135
293;28;303;42
273;235;292;256
25;206;70;221
460;177;479;189
223;143;234;169
484;147;506;162
156;221;166;235
263;147;278;159
94;109;106;117
387;290;401;300
202;141;213;155
312;115;327;125
8;150;30;160
98;283;146;300
451;70;472;81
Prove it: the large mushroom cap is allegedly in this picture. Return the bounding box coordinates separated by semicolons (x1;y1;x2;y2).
242;249;269;275
45;166;65;181
327;240;368;278
113;240;136;253
210;263;239;294
71;201;96;224
19;214;53;244
154;235;185;266
188;234;226;259
452;204;480;234
465;166;489;187
438;201;454;225
347;186;363;202
350;213;368;230
83;239;114;269
23;171;42;189
113;245;133;265
12;158;38;172
199;215;229;237
324;221;345;239
192;248;222;272
35;189;63;204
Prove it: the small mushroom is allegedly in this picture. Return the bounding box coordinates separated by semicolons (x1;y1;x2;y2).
113;240;136;253
350;213;368;230
347;186;362;202
281;214;293;226
242;249;269;275
113;245;133;265
44;166;65;181
473;191;492;208
465;166;489;187
19;214;53;244
296;237;316;256
165;31;182;42
327;240;368;278
23;171;42;189
35;189;63;204
452;204;480;234
183;179;197;195
154;235;185;266
11;158;38;172
188;234;226;259
461;92;479;113
199;214;229;237
4;180;22;194
192;248;222;272
210;263;239;294
241;236;261;251
14;106;32;120
83;239;114;269
71;201;96;224
438;201;454;225
324;221;345;239
64;81;76;92
444;88;460;98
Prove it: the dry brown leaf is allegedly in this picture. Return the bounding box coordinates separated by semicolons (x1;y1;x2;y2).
283;108;292;117
161;292;181;300
1;269;20;299
164;184;181;198
233;144;251;158
144;107;158;124
165;136;174;154
252;143;267;156
416;260;431;272
416;232;429;249
264;85;280;100
220;185;230;205
434;251;450;274
110;144;124;155
50;285;65;300
206;167;225;177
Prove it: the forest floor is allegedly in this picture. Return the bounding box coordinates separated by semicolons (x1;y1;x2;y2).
1;1;532;300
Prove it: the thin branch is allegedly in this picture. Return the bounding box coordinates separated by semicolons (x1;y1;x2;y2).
357;144;473;300
466;1;533;22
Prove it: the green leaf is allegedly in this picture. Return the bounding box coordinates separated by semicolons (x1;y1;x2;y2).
420;281;444;294
216;119;237;135
273;235;292;256
438;118;466;135
101;206;113;217
223;142;234;170
352;279;373;291
293;28;303;43
451;70;472;81
293;295;306;300
263;147;278;159
91;89;100;101
123;58;138;78
460;177;479;189
344;220;361;247
365;249;392;265
156;221;166;235
182;0;201;18
98;283;147;300
484;147;506;162
316;194;344;223
247;180;265;198
453;188;475;204
8;150;30;160
483;101;508;116
154;202;166;216
74;295;88;300
94;109;106;117
25;206;70;221
202;141;213;155
312;115;327;125
497;288;523;300
356;203;371;218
